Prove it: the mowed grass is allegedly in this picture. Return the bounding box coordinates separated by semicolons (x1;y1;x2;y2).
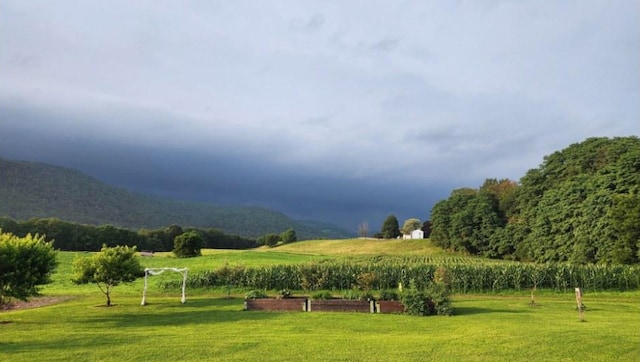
2;240;640;361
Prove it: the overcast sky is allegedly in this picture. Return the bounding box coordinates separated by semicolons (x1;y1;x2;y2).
1;1;638;231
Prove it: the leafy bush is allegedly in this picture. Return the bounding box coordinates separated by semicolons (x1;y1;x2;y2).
426;283;453;316
401;289;435;316
0;232;58;307
401;281;453;316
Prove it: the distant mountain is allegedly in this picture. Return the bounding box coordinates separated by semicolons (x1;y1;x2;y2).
0;158;353;239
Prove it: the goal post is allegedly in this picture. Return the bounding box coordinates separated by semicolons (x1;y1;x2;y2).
141;267;188;306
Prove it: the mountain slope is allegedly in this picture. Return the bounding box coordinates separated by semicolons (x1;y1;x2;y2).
0;158;352;239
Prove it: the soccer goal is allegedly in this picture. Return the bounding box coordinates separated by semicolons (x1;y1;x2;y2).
141;267;188;306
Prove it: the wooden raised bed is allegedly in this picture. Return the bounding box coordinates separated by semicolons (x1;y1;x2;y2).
376;300;404;314
307;299;374;313
244;298;308;312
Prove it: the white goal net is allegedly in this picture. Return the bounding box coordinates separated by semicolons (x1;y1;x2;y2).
141;267;188;305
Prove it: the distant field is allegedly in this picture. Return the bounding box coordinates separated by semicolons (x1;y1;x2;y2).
265;238;467;257
2;239;639;361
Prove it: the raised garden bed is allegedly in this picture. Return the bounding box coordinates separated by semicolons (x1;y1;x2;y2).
307;299;374;313
244;298;308;312
376;300;405;314
244;297;406;314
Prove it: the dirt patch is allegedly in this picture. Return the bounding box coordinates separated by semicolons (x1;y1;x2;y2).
1;296;72;312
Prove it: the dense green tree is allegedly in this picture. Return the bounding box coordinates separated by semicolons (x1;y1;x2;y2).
0;232;58;307
280;229;297;244
430;136;640;264
421;220;432;238
380;215;401;239
400;218;422;235
261;233;280;247
172;231;203;258
72;244;143;306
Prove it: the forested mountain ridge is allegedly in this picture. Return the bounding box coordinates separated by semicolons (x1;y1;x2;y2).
0;158;352;239
430;136;640;264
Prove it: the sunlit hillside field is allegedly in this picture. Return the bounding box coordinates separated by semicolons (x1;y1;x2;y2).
2;239;639;361
268;238;459;256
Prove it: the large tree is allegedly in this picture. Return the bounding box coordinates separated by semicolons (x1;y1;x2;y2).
430;136;640;264
280;229;297;244
173;231;203;258
72;245;143;306
0;232;58;307
401;218;422;235
380;215;401;239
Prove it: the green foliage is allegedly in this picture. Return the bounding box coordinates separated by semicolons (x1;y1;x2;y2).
170;257;640;293
278;289;292;299
261;233;281;247
401;288;434;316
381;215;401;239
401;282;452;316
342;289;374;301
0;231;58;307
280;229;297;244
378;289;399;301
71;244;143;306
311;290;333;300
244;289;268;299
173;231;203;258
0;217;257;251
401;218;422;235
430;137;640;264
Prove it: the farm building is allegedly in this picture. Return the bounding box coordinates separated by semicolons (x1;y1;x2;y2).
402;229;424;239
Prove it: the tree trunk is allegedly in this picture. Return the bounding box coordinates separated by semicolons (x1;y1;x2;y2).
106;292;111;306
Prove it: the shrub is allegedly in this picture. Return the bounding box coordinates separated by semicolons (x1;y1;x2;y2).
0;232;58;307
401;282;453;316
427;283;453;316
401;289;435;316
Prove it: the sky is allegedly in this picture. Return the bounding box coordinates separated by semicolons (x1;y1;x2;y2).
1;1;638;231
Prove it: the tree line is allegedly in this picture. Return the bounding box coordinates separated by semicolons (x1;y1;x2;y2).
430;137;640;264
0;217;258;251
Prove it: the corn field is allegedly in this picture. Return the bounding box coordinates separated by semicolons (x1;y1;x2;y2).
162;257;640;293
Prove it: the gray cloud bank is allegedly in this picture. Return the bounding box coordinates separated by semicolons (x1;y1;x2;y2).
1;1;638;229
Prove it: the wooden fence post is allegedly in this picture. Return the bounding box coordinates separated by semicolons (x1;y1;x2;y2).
575;287;584;321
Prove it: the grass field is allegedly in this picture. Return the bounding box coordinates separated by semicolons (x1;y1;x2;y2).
2;239;639;361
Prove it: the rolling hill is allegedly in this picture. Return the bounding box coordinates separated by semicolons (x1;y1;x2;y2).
0;158;353;239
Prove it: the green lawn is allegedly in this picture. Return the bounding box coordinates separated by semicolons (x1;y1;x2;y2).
2;245;640;361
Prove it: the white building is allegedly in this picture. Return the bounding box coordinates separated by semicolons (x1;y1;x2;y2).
402;229;424;239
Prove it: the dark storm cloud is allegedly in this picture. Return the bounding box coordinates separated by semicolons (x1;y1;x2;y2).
0;102;445;229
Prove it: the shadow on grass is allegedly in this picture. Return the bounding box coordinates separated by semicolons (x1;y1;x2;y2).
78;297;280;328
453;307;525;315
